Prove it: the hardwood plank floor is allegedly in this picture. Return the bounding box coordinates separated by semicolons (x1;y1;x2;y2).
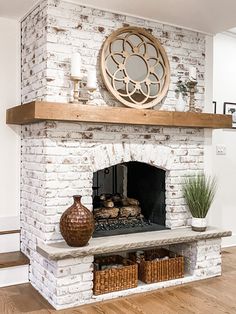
0;252;29;269
0;247;236;314
0;230;20;236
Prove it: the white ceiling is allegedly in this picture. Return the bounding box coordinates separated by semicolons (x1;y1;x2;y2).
0;0;38;19
228;27;236;35
1;0;236;34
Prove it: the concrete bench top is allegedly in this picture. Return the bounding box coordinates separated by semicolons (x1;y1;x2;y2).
37;226;232;260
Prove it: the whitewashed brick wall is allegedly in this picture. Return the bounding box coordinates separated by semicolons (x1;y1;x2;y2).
27;239;221;310
20;121;206;310
21;122;204;251
21;0;205;110
21;1;48;102
30;252;94;309
171;238;222;277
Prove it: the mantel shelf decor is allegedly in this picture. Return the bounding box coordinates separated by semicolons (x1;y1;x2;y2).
6;101;232;129
70;53;97;104
100;26;171;109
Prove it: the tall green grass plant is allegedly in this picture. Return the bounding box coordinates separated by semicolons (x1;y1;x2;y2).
183;174;217;218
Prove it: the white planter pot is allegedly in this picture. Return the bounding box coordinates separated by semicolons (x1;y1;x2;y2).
176;93;186;112
191;217;207;232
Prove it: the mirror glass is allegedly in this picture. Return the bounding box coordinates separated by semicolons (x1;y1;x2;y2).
126;55;148;82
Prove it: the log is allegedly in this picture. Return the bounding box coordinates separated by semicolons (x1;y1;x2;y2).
120;206;141;218
112;194;122;202
100;194;106;201
122;197;140;206
102;200;114;208
94;207;119;219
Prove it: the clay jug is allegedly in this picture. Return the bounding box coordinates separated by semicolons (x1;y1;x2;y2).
60;195;94;247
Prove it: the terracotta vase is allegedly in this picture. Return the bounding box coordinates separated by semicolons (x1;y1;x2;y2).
60;195;94;247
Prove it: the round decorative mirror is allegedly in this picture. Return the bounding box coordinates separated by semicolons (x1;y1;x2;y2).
100;26;170;109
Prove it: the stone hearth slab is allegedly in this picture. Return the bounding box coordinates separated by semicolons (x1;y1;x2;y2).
37;227;231;260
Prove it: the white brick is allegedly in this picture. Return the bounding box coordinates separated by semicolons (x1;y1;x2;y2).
70;263;93;275
68;282;93;293
57;275;82;287
82;272;93;281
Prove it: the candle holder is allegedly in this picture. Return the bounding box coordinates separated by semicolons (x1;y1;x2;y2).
70;76;97;104
86;87;97;105
187;80;197;112
70;53;97;103
70;75;83;103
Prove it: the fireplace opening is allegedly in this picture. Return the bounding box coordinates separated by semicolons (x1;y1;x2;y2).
92;161;168;237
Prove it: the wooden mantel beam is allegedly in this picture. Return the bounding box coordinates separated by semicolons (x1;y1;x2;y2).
6;101;232;129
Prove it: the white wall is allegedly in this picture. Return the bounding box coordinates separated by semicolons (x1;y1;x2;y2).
204;35;214;113
0;18;21;230
204;35;214;184
209;32;236;247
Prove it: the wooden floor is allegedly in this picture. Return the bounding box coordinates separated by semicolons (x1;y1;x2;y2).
1;247;236;314
0;252;29;269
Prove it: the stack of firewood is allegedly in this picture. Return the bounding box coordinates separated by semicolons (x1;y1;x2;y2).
93;194;142;220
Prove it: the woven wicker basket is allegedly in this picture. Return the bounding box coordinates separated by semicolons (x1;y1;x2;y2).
93;255;138;295
129;248;184;284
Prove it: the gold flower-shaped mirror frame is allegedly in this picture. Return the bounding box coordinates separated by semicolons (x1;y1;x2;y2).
100;26;170;109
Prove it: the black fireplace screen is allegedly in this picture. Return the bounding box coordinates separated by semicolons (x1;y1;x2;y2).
92;161;167;237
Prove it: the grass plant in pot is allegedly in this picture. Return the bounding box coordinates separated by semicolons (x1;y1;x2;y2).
183;173;217;232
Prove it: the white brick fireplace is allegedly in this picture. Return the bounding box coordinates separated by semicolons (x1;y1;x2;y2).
21;122;205;244
20;120;231;310
18;0;232;310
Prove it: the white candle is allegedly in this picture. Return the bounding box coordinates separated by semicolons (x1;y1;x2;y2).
233;111;236;123
189;66;197;81
87;68;97;90
71;53;81;78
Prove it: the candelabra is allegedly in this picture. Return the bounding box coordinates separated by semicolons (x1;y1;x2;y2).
70;76;96;104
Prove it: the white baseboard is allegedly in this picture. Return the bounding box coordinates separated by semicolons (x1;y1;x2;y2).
0;215;20;231
0;265;29;288
0;233;20;253
222;234;236;248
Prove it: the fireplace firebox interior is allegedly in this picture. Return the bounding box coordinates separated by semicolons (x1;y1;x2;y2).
92;161;168;237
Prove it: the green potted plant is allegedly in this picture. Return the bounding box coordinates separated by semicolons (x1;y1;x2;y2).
183;173;217;231
175;79;189;97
